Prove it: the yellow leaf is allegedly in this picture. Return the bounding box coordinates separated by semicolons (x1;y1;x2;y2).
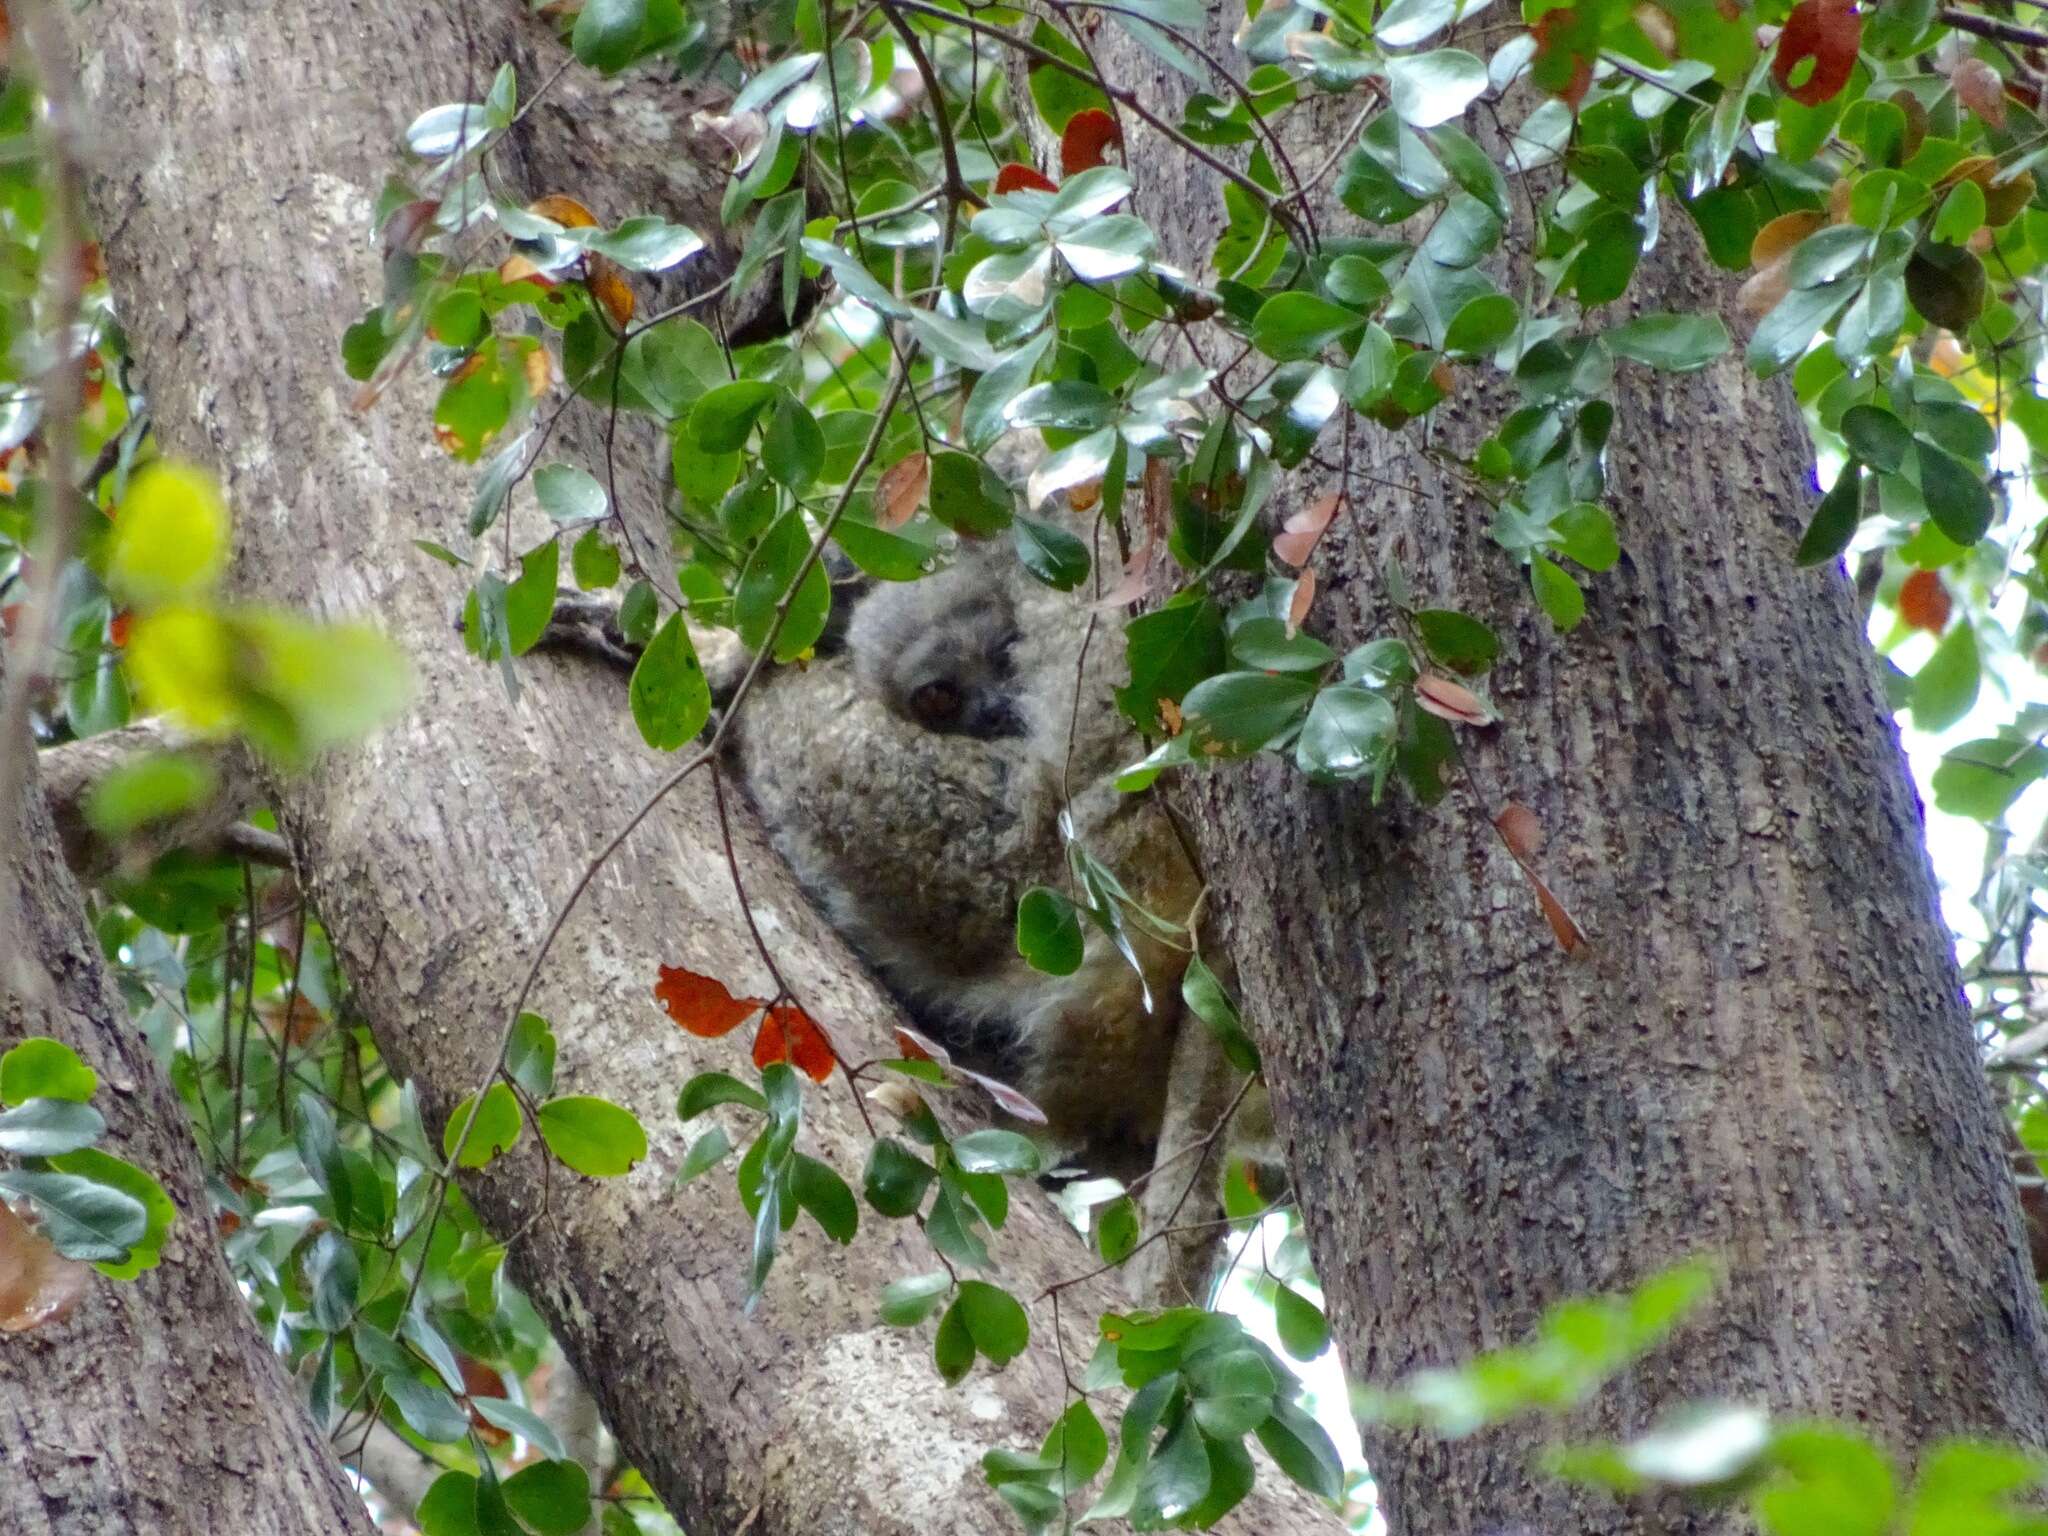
108;463;231;606
125;604;238;734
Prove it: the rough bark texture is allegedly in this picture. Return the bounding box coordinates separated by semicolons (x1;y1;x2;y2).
76;4;1332;1532
0;709;373;1534
1079;18;2048;1534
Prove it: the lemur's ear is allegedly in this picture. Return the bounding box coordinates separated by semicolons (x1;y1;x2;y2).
813;553;872;659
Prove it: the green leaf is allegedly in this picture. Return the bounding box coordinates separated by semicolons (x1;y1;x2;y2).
1915;442;1993;546
417;1472;482;1536
1256;1398;1347;1502
677;1070;768;1120
380;1372;469;1445
505;539;559;657
735;511;832;662
1756;1427;1895;1536
791;1152;858;1243
1096;1194;1140;1263
572;0;687;73
1840;405;1911;473
505;1011;558;1100
1796;465;1864;567
1296;683;1398;783
1414;609;1499;674
1135;1412;1213;1525
1603;313;1730;372
44;1149;176;1278
85;752;216;839
1188;1346;1278;1438
537;1095;648;1177
533;462;607;524
1553;504;1620;572
1179;671;1317;756
629;613;712;751
690;380;779;452
1386;47;1487;127
618;579;658;647
305;1229;361;1331
1376;0;1462;48
571;528;621;591
1444;293;1520;357
1275;1284;1330;1360
1183;955;1260;1075
1570;209;1643;307
1910;621;1979;734
1250;291;1365;362
953;1129;1044;1176
1529;555;1585;630
1016;886;1086;976
442;1081;522;1169
1044;1399;1111;1493
956;1280;1030;1365
763;392;824;491
1118;596;1228;729
677;1126;733;1183
0;1038;97;1105
935;1297;977;1384
864;1137;936;1218
1011;515;1091;591
0;1098;105;1157
1932;738;2048;822
881;1270;953;1326
929;450;1015;536
502;1460;593;1536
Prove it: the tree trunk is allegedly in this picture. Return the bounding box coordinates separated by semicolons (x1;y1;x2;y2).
75;4;1333;1531
0;697;374;1534
1084;22;2048;1535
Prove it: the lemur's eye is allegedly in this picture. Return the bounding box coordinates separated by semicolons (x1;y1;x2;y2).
910;679;964;729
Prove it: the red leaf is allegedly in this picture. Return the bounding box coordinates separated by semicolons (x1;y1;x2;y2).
993;162;1059;195
654;965;767;1038
874;451;930;529
1898;569;1951;634
753;1003;836;1083
1772;0;1860;108
1416;672;1496;726
1491;802;1587;953
1530;873;1588;954
1060;108;1122;176
1273;492;1340;568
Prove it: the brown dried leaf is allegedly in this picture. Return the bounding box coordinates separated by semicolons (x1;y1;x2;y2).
0;1200;90;1333
1954;56;2008;129
874;451;930;529
1531;872;1587;953
586;254;635;329
1750;210;1826;269
1494;801;1545;861
1737;253;1794;318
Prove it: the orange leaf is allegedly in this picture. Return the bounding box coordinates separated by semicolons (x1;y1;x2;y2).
1285;569;1316;639
753;1003;836;1084
1772;0;1860;108
528;194;599;230
1060;108;1122;176
521;343;556;401
993;162;1059;195
1416;672;1496;727
1158;696;1184;735
1898;569;1951;634
261;994;326;1045
1068;479;1102;513
1953;56;2007;130
108;609;132;649
1273;492;1340;568
654;965;767;1038
498;253;557;289
874;451;930;529
586;254;635;329
0;1200;90;1333
1530;872;1588;954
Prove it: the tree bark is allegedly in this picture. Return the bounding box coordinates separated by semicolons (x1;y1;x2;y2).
0;693;373;1534
1079;21;2048;1534
76;4;1332;1532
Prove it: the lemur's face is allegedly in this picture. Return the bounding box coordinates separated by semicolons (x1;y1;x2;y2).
894;608;1026;739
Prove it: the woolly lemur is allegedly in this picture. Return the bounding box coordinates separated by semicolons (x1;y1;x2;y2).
732;544;1260;1198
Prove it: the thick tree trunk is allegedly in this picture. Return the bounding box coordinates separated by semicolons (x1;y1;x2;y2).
75;4;1332;1531
1081;22;2048;1535
0;705;373;1534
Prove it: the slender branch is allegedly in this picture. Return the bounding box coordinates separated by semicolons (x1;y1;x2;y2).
1941;7;2048;48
